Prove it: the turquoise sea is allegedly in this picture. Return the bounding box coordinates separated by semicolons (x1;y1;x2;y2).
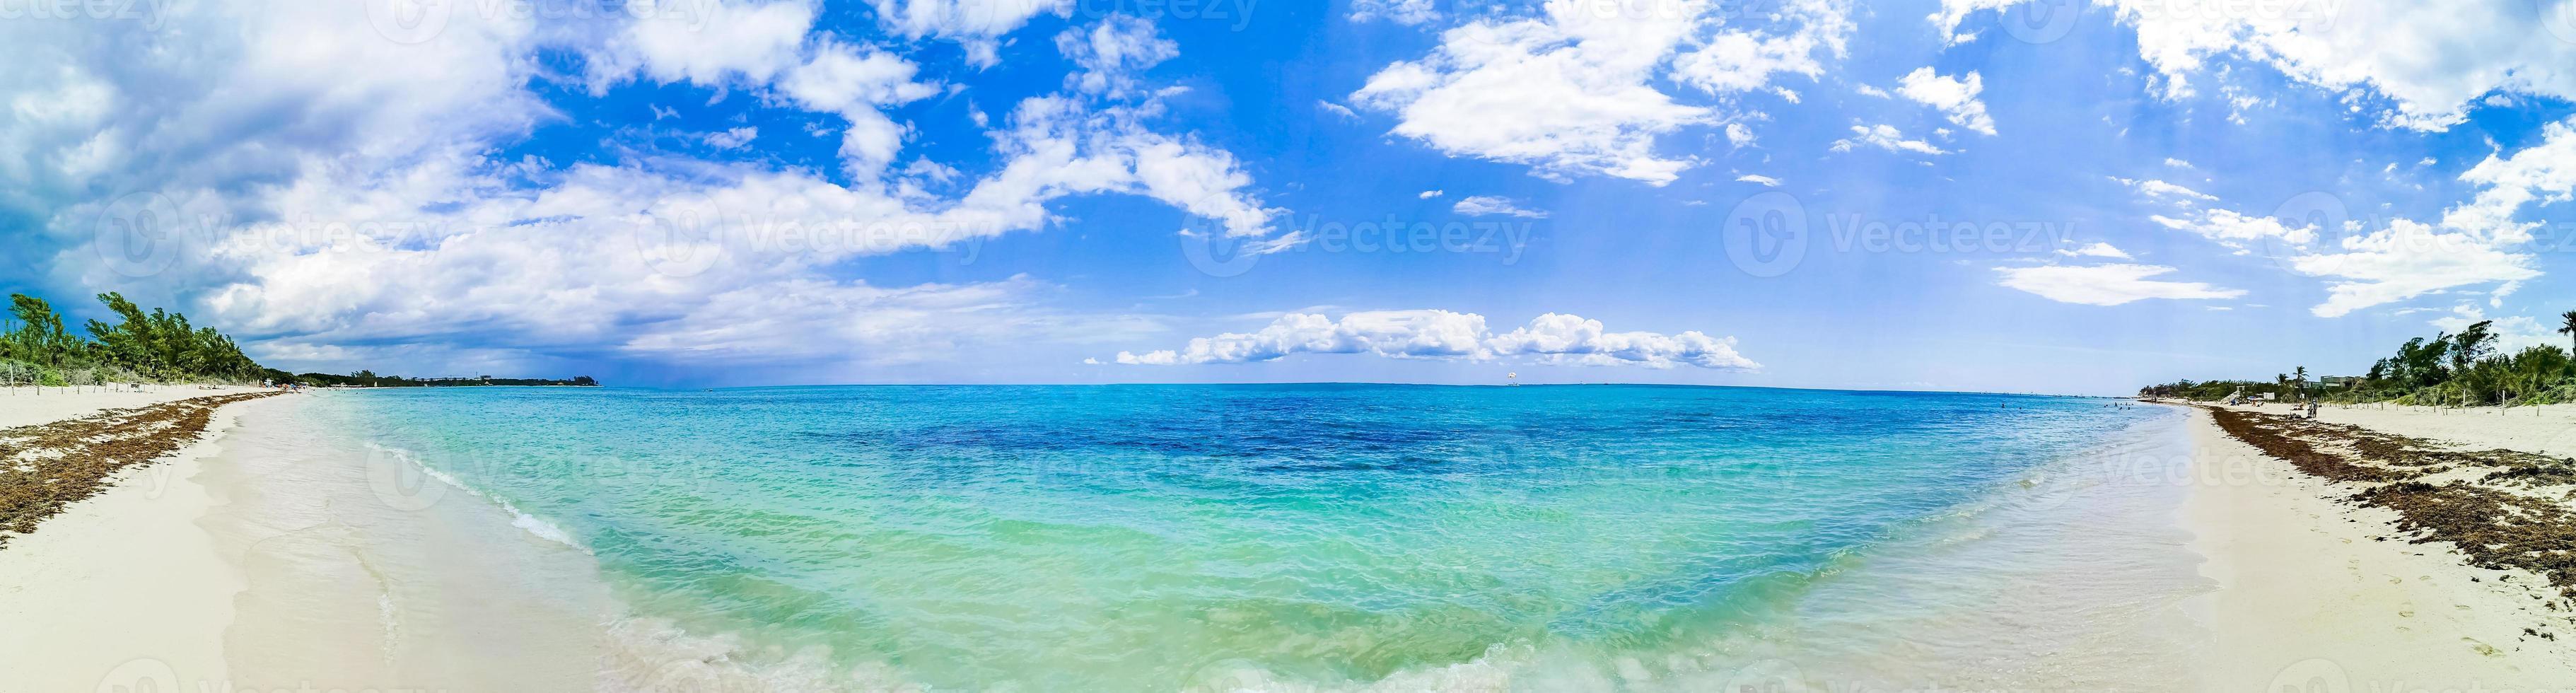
231;385;2205;691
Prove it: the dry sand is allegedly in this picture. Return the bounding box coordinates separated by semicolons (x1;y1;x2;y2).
2182;403;2576;691
0;384;258;429
0;390;263;693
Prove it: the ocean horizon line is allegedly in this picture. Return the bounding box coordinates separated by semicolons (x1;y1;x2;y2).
416;380;2131;400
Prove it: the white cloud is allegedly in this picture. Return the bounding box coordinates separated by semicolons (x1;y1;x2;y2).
867;0;1071;66
1830;124;1947;156
2430;305;2563;354
1938;0;2576;129
2292;219;2539;318
1994;264;2246;305
1452;195;1549;218
1351;0;1853;185
2226;117;2575;317
1055;15;1178;98
588;6;943;180
8;0;1281;377
2058;241;2132;259
1667;0;1854;95
704;127;759;149
588;1;818;88
1735;174;1783;187
2150;207;2312;245
2113;177;2217;201
617;275;1158;365
1316;100;1360;121
2164;157;2194;168
1418;190;1445;199
1114;310;1759;370
1895;67;1995;135
1349;0;1438;25
776;42;943;176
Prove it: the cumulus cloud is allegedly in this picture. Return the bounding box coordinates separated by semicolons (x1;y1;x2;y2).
1994;264;2247;305
8;2;1282;378
1895;67;1995;135
2113;177;2216;202
1055;15;1178;97
1114;311;1759;370
587;0;819;88
1830;124;1947;156
1349;0;1438;25
704;127;759;149
2431;305;2564;354
1351;0;1852;185
2149;208;2314;245
2133;117;2575;317
2292;219;2539;318
867;0;1071;66
1452;195;1549;218
1937;0;2576;129
2058;242;2133;259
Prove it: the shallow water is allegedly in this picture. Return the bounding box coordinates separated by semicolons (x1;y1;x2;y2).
209;385;2201;691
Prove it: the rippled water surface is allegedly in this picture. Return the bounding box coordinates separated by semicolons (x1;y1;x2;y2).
317;385;2189;689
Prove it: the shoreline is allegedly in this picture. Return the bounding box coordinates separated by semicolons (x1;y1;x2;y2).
8;391;2576;689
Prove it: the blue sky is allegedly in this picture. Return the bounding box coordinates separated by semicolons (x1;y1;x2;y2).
4;0;2574;395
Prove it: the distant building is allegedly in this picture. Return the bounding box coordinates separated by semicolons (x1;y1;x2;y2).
2321;375;2362;388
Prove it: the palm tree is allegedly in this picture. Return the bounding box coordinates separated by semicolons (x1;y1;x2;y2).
2560;310;2576;354
2293;366;2308;400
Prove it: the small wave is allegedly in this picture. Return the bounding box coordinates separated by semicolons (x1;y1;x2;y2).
363;441;593;554
600;614;914;692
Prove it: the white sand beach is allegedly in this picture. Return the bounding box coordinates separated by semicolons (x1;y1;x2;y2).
2183;402;2576;690
0;384;255;428
0;388;260;693
8;392;2576;691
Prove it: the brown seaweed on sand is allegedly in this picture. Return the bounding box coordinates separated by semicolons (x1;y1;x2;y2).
2204;405;2576;590
0;392;282;549
2206;408;2413;482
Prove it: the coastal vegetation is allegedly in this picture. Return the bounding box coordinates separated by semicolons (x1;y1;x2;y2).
281;371;599;388
2141;317;2576;407
1;292;264;389
2;291;597;391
